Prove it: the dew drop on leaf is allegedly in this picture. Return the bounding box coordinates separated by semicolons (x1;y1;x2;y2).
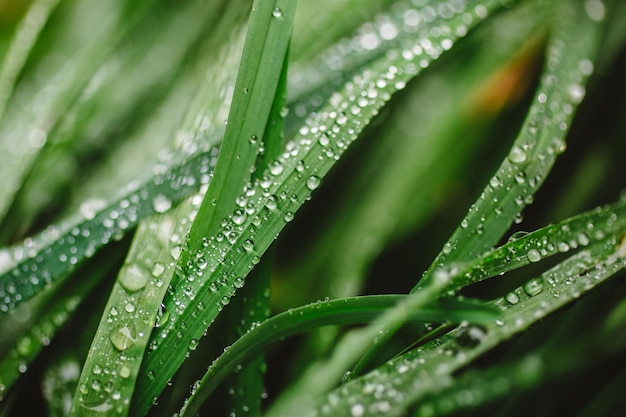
306;175;321;190
351;404;365;417
455;324;487;348
567;83;585;103
526;249;541;263
109;326;136;351
152;262;165;277
119;365;131;379
524;277;544;297
119;265;149;292
505;292;520;305
153;194;172;213
508;146;527;164
243;239;254;251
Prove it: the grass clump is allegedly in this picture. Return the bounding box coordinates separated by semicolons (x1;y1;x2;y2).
1;0;626;416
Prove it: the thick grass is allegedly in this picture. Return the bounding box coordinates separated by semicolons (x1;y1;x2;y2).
1;0;625;416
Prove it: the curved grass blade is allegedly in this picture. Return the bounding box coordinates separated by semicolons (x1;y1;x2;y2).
132;1;511;414
311;233;626;416
278;0;545;307
413;312;626;417
0;0;158;225
290;0;396;63
0;0;62;124
67;6;251;415
219;41;291;417
414;0;604;292
68;212;199;417
130;1;296;413
184;0;296;254
0;242;123;402
2;0;226;241
0;146;217;318
447;198;626;291
179;295;499;416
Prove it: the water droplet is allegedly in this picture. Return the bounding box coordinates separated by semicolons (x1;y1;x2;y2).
351;404;365;417
189;339;199;351
507;231;528;242
585;0;605;21
16;337;33;356
119;365;131;379
232;209;247;225
526;249;541;263
524;277;544;297
508;146;527;164
557;241;570;252
109;326;136;351
153;194;172;213
306;175;321;191
455;324;487;348
234;277;245;289
567;83;585;104
283;211;294;222
505;292;520;305
269;161;284;176
243;239;254;252
577;232;590;246
80;199;107;220
579;59;594;76
119;265;149;292
152;263;165;277
272;7;282;17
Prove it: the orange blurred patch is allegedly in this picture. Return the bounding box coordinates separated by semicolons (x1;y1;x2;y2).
464;35;544;118
0;0;31;27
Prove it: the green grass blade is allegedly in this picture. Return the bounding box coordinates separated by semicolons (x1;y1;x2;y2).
414;0;604;292
179;295;499;416
133;1;509;415
129;2;296;413
0;0;158;226
448;199;626;291
184;0;296;253
2;0;225;241
0;147;216;318
0;0;61;124
67;7;250;414
277;0;545;307
219;40;291;417
0;242;123;403
311;235;626;416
